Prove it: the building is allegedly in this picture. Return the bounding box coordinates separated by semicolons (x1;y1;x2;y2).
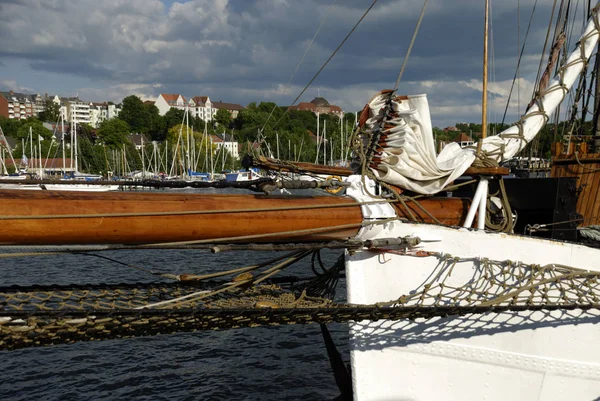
454;132;474;148
89;102;122;128
213;101;245;119
32;93;46;116
0;91;35;120
130;134;150;150
58;97;91;126
188;96;215;121
211;133;239;159
155;94;187;116
288;97;343;118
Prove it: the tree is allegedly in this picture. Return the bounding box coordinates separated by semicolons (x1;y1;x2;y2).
37;99;61;123
97;119;131;149
118;95;150;133
16;119;53;141
164;108;186;130
145;103;166;141
0;116;22;138
214;108;232;129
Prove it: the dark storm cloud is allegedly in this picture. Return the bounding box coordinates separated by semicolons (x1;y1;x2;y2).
0;0;588;126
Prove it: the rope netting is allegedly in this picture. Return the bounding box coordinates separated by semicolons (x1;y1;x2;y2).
1;250;599;351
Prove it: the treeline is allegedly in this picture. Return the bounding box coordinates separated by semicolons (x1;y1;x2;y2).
4;93;598;174
0;95;359;175
433;120;599;159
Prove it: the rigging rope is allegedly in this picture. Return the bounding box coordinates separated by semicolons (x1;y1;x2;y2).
501;0;539;126
260;0;337;133
393;0;429;91
270;0;379;131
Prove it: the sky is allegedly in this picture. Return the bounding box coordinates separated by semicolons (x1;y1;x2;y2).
0;0;592;127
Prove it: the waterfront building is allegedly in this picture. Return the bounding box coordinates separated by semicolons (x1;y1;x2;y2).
0;91;35;120
155;94;187;116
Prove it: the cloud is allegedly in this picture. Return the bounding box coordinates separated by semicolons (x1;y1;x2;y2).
0;0;586;127
0;79;34;93
77;83;164;103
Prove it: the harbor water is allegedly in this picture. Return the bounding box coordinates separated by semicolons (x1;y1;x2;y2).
0;224;350;400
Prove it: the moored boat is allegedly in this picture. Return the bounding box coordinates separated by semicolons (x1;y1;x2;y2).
2;2;600;401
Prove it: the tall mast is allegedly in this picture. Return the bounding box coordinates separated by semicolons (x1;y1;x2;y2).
478;0;490;155
61;109;65;175
593;48;600;152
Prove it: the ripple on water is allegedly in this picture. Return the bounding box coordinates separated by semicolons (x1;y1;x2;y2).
0;249;349;400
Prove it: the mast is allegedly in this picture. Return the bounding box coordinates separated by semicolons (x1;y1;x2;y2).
593;47;600;151
29;127;33;174
0;126;18;174
478;0;490;155
38;134;43;179
141;135;145;179
61;110;65;175
73;118;78;173
315;112;320;163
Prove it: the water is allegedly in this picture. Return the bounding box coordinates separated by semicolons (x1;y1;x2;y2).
0;246;350;400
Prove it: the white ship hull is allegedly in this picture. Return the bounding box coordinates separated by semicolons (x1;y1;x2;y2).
345;220;600;401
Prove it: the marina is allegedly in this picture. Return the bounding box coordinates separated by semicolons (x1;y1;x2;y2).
1;0;600;400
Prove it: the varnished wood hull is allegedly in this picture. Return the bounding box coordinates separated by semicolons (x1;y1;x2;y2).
551;143;600;226
0;189;469;246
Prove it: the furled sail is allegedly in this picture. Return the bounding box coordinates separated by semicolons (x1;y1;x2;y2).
361;6;600;195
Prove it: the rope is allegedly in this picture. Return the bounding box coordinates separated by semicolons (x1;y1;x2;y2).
393;0;429;90
579;225;600;241
270;0;379;130
260;0;337;133
575;150;600;171
485;177;514;233
147;217;400;247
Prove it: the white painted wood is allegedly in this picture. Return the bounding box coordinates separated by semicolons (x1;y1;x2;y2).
346;221;600;401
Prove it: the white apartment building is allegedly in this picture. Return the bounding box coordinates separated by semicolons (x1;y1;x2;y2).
52;96;90;126
188;96;216;122
89;103;122;128
211;133;239;159
154;94;187;116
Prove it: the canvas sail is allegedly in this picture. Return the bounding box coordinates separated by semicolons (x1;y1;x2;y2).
364;8;600;195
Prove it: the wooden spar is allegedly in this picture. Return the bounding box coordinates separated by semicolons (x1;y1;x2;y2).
249;155;353;176
0;189;469;246
248;155;509;178
477;0;489;156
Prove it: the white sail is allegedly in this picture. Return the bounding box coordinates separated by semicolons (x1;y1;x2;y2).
365;7;600;194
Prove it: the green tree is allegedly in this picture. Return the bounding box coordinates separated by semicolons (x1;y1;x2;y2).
16;119;53;141
77;123;95;142
145;103;166;141
0;115;23;138
118;95;150;133
97;119;131;149
164;108;186;130
38;99;61;123
214;108;232;129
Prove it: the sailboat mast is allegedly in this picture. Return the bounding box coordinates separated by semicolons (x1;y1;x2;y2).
315;112;320;163
141;136;145;178
61;110;65;175
73;118;78;173
29;127;33;173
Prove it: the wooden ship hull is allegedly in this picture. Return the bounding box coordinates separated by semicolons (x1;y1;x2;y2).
551;142;600;226
0;188;468;245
